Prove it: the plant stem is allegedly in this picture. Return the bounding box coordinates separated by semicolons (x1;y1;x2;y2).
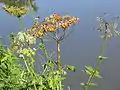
18;18;25;31
59;80;62;90
40;38;50;61
28;0;37;23
57;40;61;69
84;36;106;90
25;60;37;90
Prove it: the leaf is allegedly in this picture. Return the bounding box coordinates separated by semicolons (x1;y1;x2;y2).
62;70;67;75
84;65;94;75
88;82;97;86
0;81;4;88
114;30;120;36
100;35;105;38
66;65;75;72
47;60;55;68
95;72;102;78
96;17;103;21
81;82;97;87
98;56;108;60
80;83;85;86
102;56;108;59
38;43;45;50
83;65;102;78
43;64;47;70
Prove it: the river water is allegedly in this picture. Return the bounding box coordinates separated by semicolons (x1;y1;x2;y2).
1;0;120;90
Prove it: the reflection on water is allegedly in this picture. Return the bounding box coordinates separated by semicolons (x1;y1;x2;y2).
1;0;120;90
0;0;38;12
0;0;34;6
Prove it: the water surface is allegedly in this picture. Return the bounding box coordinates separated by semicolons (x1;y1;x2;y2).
1;0;120;90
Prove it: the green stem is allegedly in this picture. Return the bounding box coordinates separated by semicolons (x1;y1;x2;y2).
28;0;37;23
24;57;37;90
59;80;62;90
24;59;30;73
40;38;50;61
18;18;25;31
84;36;106;90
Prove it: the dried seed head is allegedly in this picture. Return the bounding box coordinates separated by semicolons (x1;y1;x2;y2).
3;4;27;18
37;29;44;38
60;22;70;30
28;13;79;38
46;24;56;32
50;13;62;21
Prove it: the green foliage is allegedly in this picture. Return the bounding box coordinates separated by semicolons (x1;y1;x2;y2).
83;65;102;78
81;15;120;90
65;65;75;72
1;30;70;90
1;1;120;90
0;42;26;90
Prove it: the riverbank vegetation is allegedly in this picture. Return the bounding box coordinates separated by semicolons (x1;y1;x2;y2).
0;0;120;90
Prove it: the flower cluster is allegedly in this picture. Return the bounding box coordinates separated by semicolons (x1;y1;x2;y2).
10;31;37;59
28;13;79;38
98;22;112;38
10;31;36;51
17;47;36;59
2;4;27;18
97;17;112;38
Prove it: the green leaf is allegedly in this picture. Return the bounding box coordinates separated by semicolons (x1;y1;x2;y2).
96;17;103;21
98;56;108;60
0;81;4;88
100;35;105;38
84;65;94;75
43;64;47;70
83;65;102;78
38;43;45;50
66;65;75;72
88;82;97;86
80;83;85;86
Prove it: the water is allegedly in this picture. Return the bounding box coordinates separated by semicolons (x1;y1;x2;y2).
1;0;120;90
